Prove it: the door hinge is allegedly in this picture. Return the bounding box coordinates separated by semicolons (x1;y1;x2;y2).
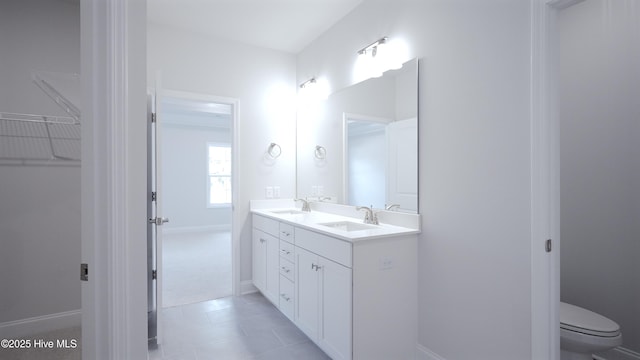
151;112;156;123
151;191;157;201
152;269;157;280
545;239;552;253
81;263;89;281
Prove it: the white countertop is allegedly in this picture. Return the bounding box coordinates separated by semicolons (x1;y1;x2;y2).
250;200;420;242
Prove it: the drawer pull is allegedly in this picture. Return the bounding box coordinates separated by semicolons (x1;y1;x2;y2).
281;231;291;236
311;263;322;271
260;238;266;243
281;266;290;273
280;293;291;301
281;249;291;255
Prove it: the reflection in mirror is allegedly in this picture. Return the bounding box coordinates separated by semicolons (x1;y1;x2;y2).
345;114;417;212
297;58;418;213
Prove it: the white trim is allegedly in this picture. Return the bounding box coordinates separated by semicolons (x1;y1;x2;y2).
531;1;557;359
162;225;231;235
531;0;586;358
595;347;640;360
415;343;446;360
240;280;259;295
614;347;640;360
81;0;148;358
0;310;81;339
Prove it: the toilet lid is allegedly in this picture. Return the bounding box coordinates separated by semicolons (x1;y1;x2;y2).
560;302;620;337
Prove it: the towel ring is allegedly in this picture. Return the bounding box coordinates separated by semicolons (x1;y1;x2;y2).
315;145;326;160
267;143;282;158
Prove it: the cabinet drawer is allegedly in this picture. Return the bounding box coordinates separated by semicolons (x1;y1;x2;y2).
295;228;352;268
279;240;295;263
279;275;294;321
279;257;294;281
279;223;295;243
253;214;279;237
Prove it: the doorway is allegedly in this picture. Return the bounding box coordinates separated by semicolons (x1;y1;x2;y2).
160;95;234;307
148;89;239;344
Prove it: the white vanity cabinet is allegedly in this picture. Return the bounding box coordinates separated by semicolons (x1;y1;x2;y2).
252;212;417;360
295;246;352;360
251;216;280;305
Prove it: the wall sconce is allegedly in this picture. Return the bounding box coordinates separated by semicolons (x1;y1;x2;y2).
298;77;329;102
354;36;405;82
299;77;317;89
357;37;388;58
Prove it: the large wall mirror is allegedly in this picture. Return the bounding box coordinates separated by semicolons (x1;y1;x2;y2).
297;58;418;213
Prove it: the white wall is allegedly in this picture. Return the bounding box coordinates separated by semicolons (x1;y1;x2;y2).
0;0;80;328
148;23;297;283
161;122;232;231
558;0;640;354
297;1;533;358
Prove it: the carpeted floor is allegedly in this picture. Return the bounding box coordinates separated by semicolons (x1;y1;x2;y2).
162;230;232;308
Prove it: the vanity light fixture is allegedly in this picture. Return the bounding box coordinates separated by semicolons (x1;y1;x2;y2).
357;37;388;58
299;77;317;89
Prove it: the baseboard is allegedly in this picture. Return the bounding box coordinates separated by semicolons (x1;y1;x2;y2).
240;280;258;295
0;310;81;339
595;347;640;360
162;225;230;235
416;343;446;360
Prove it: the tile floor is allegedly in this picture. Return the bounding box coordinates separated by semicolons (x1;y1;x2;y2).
162;230;233;307
148;292;330;360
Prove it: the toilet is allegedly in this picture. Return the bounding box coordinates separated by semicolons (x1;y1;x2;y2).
560;302;622;360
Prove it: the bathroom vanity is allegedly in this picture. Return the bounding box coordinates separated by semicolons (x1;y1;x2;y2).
251;200;419;360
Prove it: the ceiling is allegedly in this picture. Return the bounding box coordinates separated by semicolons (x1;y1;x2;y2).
147;0;363;54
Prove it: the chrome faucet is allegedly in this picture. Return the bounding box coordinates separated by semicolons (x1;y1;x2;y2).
385;204;400;211
356;205;379;225
295;198;311;212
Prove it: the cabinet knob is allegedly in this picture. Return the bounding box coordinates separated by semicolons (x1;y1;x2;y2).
260;238;266;243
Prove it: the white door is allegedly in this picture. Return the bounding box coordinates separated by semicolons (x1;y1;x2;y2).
319;257;352;360
295;247;320;341
147;88;168;344
252;229;267;293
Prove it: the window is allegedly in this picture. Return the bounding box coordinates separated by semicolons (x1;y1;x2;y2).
207;144;231;207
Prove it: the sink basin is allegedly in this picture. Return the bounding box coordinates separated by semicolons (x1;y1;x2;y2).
317;221;377;232
270;209;305;215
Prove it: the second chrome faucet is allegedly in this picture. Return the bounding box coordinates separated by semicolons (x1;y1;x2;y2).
356;205;379;225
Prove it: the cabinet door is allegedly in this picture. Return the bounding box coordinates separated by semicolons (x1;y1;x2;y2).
264;233;280;305
295;247;319;341
319;257;352;360
252;229;267;293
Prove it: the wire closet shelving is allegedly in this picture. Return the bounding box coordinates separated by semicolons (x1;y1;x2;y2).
0;72;81;166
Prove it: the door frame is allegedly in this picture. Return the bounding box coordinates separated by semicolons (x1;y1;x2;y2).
156;88;241;298
81;0;148;358
530;1;585;359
